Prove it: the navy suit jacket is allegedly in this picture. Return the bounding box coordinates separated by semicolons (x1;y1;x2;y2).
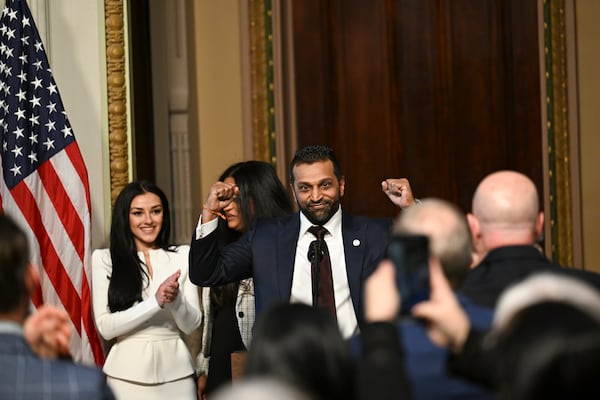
460;245;600;308
351;296;495;400
190;210;392;323
0;332;115;400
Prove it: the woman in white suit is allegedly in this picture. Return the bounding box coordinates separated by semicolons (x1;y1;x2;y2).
92;181;202;399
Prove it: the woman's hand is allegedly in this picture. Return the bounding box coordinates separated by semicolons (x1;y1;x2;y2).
156;270;181;308
196;372;207;400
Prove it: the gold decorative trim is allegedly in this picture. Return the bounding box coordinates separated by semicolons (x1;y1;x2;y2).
104;0;129;204
545;0;573;265
248;0;271;162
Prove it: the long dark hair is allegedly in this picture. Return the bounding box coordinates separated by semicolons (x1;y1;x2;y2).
220;160;293;225
211;161;293;309
245;303;355;400
108;181;172;312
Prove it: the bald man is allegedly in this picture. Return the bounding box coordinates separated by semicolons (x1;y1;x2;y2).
460;170;600;308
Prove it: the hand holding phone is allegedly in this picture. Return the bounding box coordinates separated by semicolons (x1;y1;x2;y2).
386;233;430;315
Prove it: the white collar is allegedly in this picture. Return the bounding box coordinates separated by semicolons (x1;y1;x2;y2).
0;320;23;336
300;206;342;238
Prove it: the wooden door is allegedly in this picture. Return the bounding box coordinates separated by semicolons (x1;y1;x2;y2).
291;0;542;217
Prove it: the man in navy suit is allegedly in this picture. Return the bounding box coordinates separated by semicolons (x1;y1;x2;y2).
354;198;495;400
0;214;115;400
190;145;416;336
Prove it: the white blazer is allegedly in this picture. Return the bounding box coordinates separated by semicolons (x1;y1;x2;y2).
92;246;202;383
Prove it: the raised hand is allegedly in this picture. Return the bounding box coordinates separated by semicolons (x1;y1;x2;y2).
202;181;240;222
381;178;417;209
156;270;181;308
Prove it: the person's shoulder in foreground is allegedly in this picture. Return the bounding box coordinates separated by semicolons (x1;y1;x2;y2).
0;343;115;400
0;213;114;399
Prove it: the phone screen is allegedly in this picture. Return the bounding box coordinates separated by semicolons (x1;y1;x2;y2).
386;233;430;315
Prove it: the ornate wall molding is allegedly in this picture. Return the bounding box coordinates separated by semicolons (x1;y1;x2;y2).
243;0;295;183
543;0;578;265
104;0;129;204
247;0;273;163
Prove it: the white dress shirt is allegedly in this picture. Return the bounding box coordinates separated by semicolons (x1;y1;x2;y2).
290;207;359;338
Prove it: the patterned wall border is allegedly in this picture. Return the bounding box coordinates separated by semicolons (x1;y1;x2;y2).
104;0;129;204
247;0;275;163
543;0;574;265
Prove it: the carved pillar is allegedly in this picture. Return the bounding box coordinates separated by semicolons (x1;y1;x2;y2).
246;0;273;163
543;0;579;266
104;0;129;204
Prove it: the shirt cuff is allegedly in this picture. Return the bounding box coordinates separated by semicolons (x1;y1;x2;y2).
194;215;219;239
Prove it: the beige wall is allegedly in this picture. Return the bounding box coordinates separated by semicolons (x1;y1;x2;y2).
187;0;246;220
576;0;600;271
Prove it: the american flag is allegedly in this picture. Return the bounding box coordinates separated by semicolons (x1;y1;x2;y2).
0;0;103;365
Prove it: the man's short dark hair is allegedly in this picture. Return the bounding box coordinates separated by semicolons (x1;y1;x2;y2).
289;145;344;184
0;214;30;313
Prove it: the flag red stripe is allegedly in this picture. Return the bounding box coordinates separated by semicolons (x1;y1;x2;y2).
65;142;91;211
37;160;85;261
81;276;105;364
30;279;44;307
64;143;104;363
10;181;82;334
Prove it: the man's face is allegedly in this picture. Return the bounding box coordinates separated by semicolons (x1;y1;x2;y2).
291;160;345;225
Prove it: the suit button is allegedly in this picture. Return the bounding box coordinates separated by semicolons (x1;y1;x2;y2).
238;311;244;318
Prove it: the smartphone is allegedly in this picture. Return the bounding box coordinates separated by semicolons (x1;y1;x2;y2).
386;233;430;315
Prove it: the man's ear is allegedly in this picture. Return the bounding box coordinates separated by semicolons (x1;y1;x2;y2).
535;211;544;238
339;176;346;197
24;263;40;296
467;213;480;240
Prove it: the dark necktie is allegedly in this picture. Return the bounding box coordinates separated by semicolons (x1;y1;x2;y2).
308;225;337;318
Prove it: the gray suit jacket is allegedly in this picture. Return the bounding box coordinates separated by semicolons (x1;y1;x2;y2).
0;332;115;400
189;211;392;324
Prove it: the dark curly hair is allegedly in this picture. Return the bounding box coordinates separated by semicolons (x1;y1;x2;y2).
289;145;344;184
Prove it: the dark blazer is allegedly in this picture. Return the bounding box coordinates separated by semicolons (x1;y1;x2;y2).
0;332;115;400
357;322;412;400
460;245;600;308
350;296;495;400
190;211;392;323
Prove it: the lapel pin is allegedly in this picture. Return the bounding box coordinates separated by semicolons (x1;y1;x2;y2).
352;239;360;247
